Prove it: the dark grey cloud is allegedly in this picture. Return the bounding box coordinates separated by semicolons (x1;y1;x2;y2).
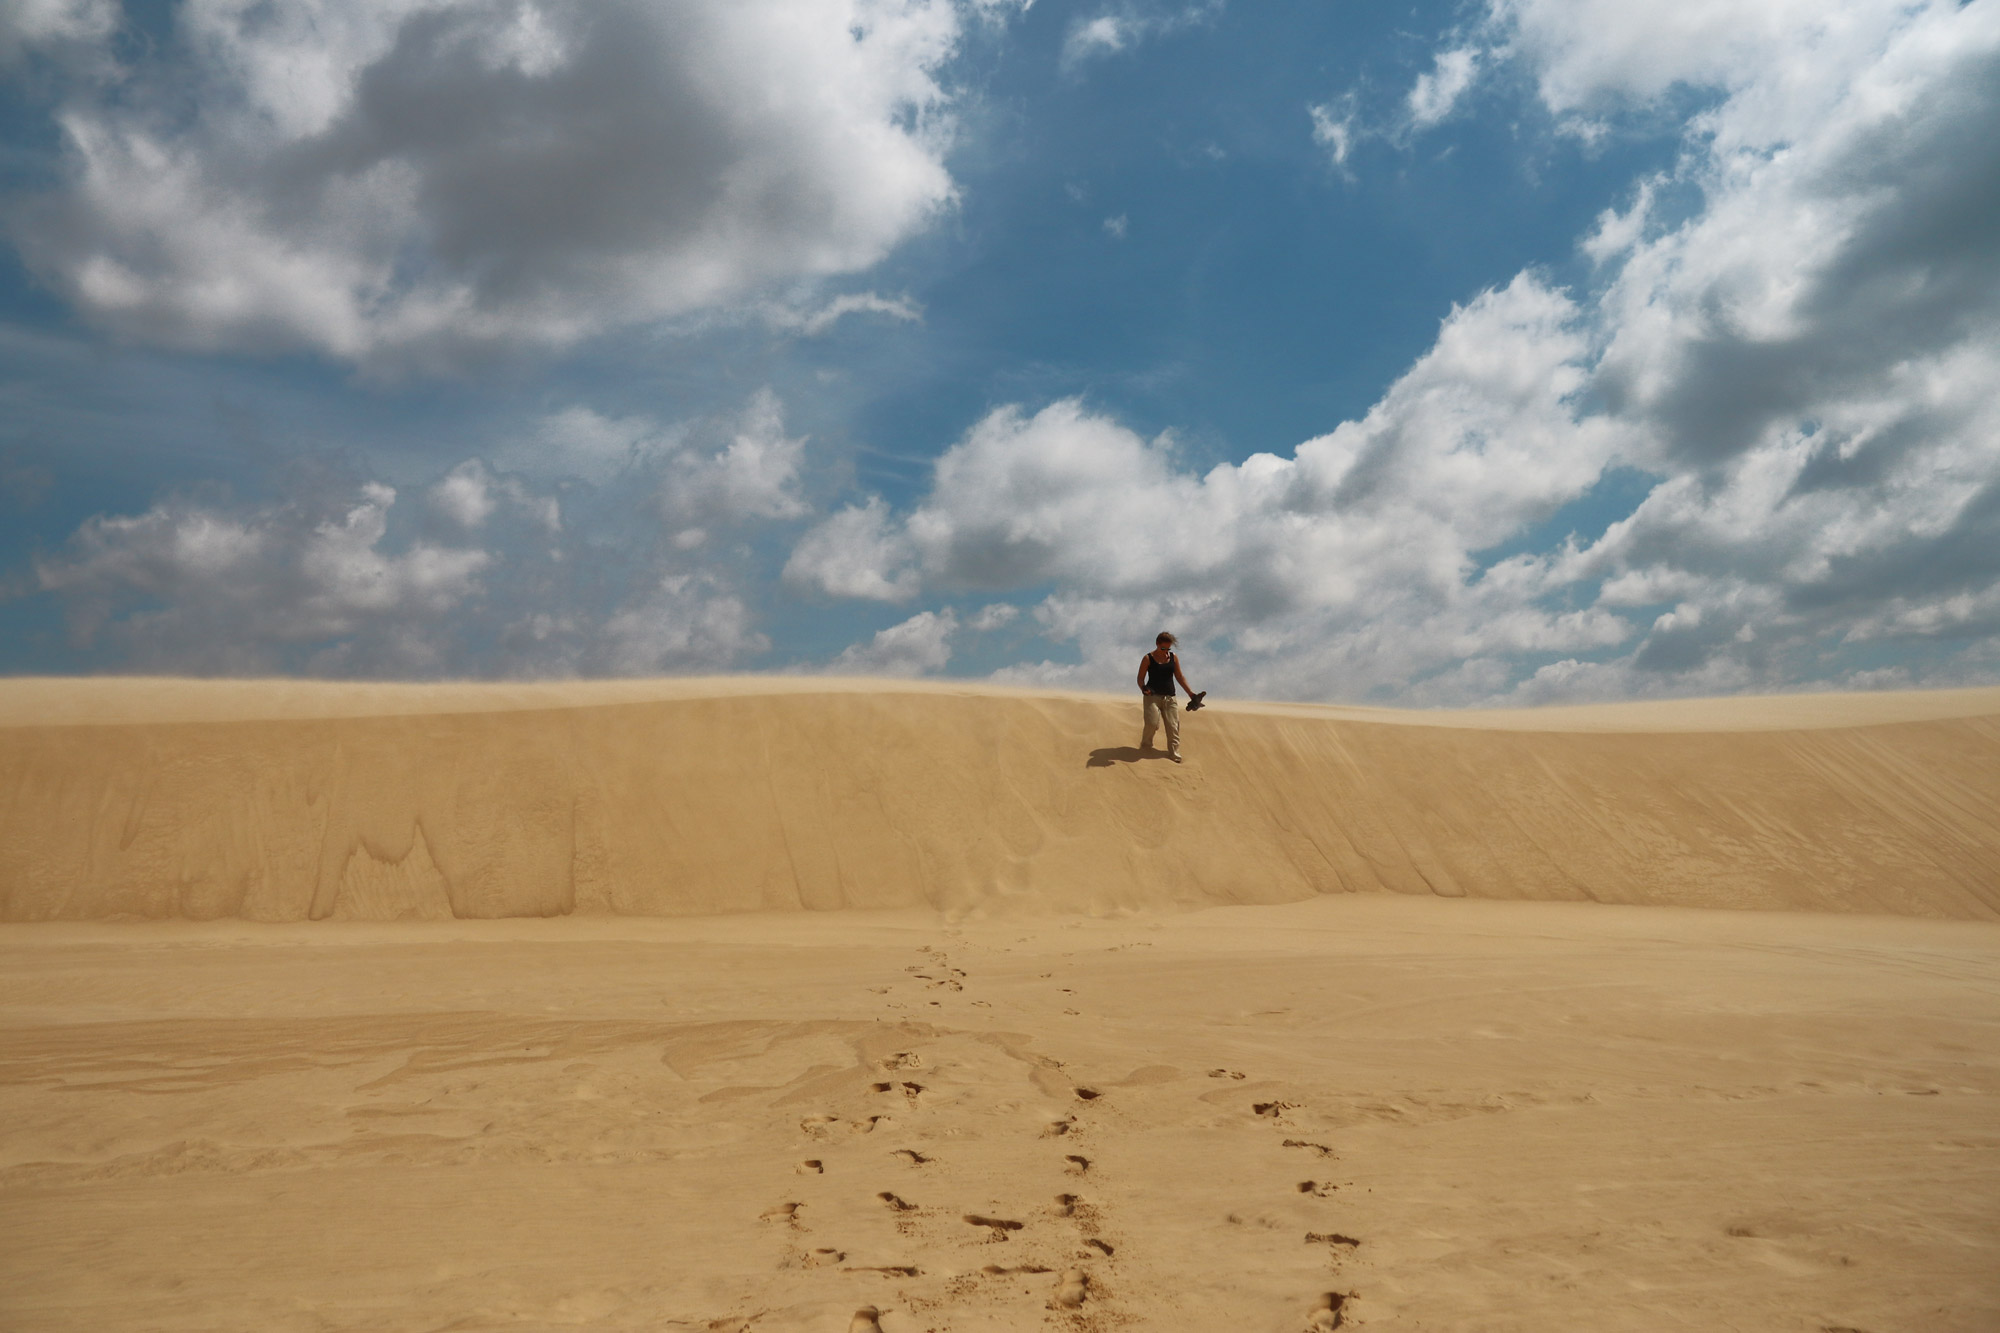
6;0;962;367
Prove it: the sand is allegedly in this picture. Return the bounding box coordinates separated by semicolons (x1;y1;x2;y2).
3;678;1998;920
1;679;1997;1331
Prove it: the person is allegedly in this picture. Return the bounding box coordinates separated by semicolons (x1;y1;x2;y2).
1136;631;1197;762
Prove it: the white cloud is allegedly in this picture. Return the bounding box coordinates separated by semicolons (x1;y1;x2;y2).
1308;102;1356;167
790;0;2000;705
0;0;116;65
523;406;682;485
767;291;923;337
30;447;788;678
430;461;499;529
1063;15;1127;65
1103;214;1129;240
968;602;1020;631
784;496;920;602
831;608;957;675
1061;3;1222;71
429;459;561;532
660;389;809;526
1407;47;1481;128
1490;0;1892;116
36;480;490;674
517;390;809;529
7;0;966;368
601;575;768;675
799;277;1631;700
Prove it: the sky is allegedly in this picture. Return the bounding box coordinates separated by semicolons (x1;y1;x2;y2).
0;0;1996;705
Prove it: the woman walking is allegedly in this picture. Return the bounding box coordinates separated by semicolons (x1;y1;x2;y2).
1136;632;1197;762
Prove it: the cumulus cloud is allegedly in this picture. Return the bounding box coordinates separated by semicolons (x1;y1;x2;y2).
1490;0;1878;116
968;602;1020;631
508;389;809;532
785;496;921;602
36;481;491;674
659;389;809;528
791;277;1628;699
602;576;767;675
28;386;823;677
429;459;561;532
787;0;2000;704
6;0;965;367
1063;15;1128;65
831;608;957;675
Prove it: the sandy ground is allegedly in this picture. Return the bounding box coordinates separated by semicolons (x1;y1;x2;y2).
2;896;1996;1333
3;679;1997;1330
5;680;1998;920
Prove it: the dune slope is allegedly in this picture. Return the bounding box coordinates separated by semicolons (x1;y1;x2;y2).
2;678;1996;921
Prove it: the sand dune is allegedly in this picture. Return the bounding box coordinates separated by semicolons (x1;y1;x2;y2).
2;678;1996;921
4;678;1998;1330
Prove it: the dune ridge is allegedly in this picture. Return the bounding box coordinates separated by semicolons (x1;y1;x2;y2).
2;678;1996;922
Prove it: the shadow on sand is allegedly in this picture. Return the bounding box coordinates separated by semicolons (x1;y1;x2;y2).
1085;746;1172;768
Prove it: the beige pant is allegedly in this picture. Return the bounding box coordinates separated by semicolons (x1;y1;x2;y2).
1141;693;1181;756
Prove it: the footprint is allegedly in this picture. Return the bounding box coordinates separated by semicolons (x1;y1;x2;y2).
848;1306;885;1333
1042;1118;1074;1138
1052;1193;1080;1217
796;1159;824;1175
1053;1269;1089;1309
805;1247;846;1268
892;1149;931;1166
1253;1101;1298;1118
800;1115;840;1138
759;1202;803;1226
878;1192;918;1212
881;1052;925;1071
1304;1232;1361;1248
963;1214;1025;1241
1084;1238;1114;1256
1064;1155;1091;1174
845;1265;920;1277
1306;1291;1348;1330
1297;1180;1335;1196
1282;1139;1336;1158
981;1263;1052;1275
1073;1087;1101;1101
1208;1069;1248;1080
900;1081;925;1098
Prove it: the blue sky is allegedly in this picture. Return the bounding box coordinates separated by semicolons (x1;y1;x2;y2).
2;0;1996;703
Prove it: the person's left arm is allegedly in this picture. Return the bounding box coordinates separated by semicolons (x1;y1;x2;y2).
1172;655;1195;696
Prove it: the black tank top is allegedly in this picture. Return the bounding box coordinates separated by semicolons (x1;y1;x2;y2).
1145;652;1177;697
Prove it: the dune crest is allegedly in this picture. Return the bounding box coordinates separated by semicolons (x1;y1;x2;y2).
2;678;1996;921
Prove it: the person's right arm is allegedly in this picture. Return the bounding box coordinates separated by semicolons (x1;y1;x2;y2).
1137;656;1150;693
